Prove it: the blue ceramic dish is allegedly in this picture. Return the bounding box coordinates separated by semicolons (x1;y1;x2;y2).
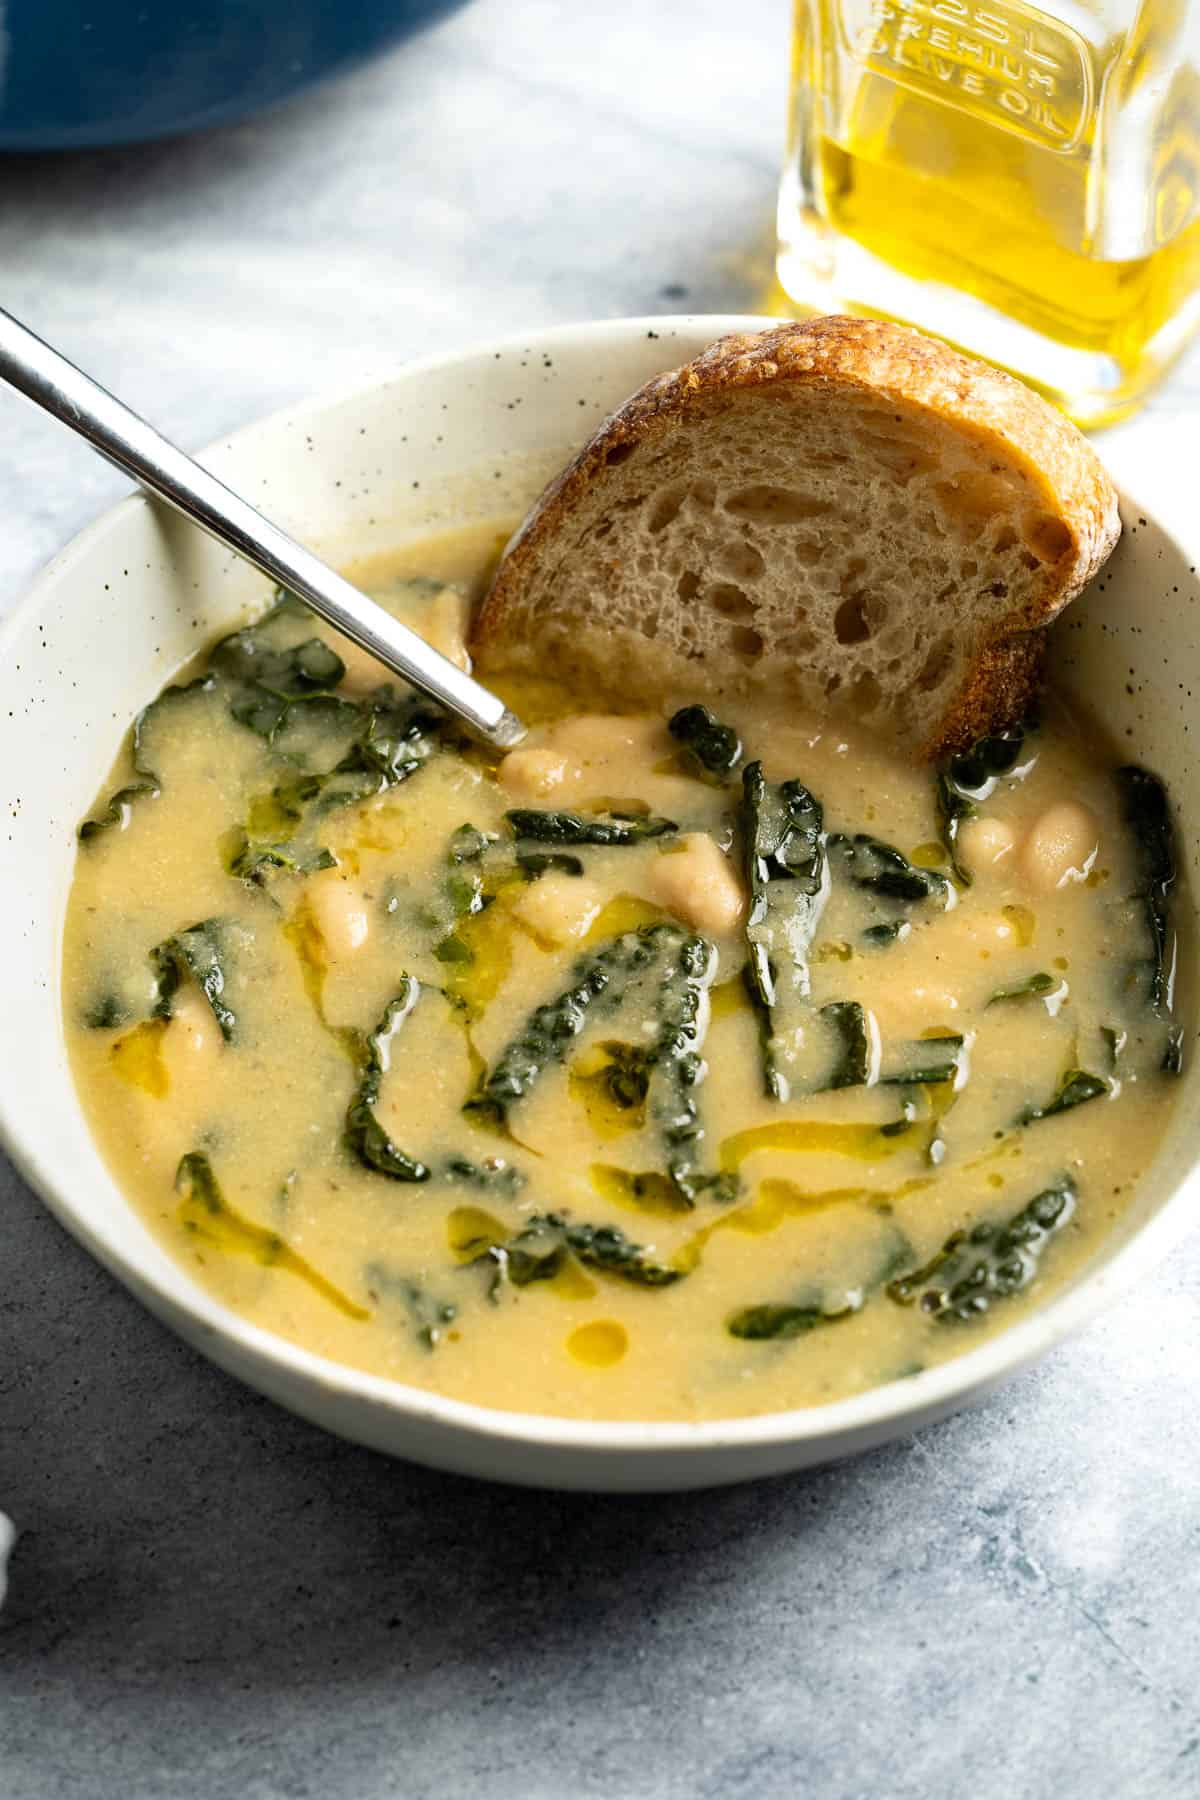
0;0;466;151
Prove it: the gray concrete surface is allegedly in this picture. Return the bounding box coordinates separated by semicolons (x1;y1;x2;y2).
2;3;1199;1793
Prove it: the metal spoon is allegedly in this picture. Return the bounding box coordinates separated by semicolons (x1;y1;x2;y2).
0;305;526;751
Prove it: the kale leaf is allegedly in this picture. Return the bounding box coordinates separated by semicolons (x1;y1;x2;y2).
740;761;828;1101
1017;1068;1109;1126
363;1262;457;1348
150;919;237;1042
645;931;738;1205
467;1211;681;1292
344;982;431;1182
505;808;678;846
227;839;337;886
862;920;911;948
515;850;586;878
935;725;1028;885
819;1000;874;1089
434;821;498;961
1117;765;1184;1071
727;1219;913;1340
727;1300;860;1340
79;674;218;841
210;596;346;740
879;1034;965;1087
440;1154;526;1194
668;703;743;782
887;1175;1076;1320
465;921;731;1204
826;833;948;903
463;925;670;1127
988;972;1057;1006
230;687;442;886
1117;764;1176;1011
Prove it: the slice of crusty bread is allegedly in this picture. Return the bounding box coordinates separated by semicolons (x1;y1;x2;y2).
473;318;1120;758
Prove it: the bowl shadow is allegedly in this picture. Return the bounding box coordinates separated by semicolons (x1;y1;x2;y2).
0;1145;926;1704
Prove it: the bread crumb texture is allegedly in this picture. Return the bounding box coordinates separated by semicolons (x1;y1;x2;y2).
474;318;1120;759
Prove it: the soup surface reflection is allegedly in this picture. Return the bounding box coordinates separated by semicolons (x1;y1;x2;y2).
62;523;1185;1421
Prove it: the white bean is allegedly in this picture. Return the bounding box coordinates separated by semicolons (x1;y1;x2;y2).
957;814;1015;872
309;870;370;958
513;874;603;946
499;714;673;811
650;833;746;937
1019;801;1098;893
164;983;220;1074
497;746;570;802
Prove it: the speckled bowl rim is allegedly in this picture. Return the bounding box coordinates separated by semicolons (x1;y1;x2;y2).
3;314;1198;1475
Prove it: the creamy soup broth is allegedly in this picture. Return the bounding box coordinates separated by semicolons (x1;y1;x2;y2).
62;522;1185;1421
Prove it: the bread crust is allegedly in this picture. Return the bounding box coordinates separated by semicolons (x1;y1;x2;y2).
475;318;1120;758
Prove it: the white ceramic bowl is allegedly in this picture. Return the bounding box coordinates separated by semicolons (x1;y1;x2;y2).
2;316;1197;1491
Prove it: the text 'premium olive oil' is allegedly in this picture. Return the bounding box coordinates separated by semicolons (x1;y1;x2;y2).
777;0;1200;423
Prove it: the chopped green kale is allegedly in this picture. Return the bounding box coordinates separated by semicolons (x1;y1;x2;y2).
210;594;346;740
988;972;1057;1006
820;1000;874;1089
1117;764;1176;1014
1017;1068;1109;1126
440;1155;526;1195
1117;765;1184;1074
888;1175;1076;1320
230;687;443;885
862;920;911;948
227;839;337;886
150;919;237;1042
344;983;431;1182
740;761;828;1101
645;931;737;1204
576;1040;653;1114
935;725;1029;885
727;1219;913;1340
78;674;217;841
826;833;948;903
515;850;586;879
467;1211;681;1293
505;808;678;846
84;993;133;1030
434;821;498;961
668;704;743;782
463;925;669;1127
727;1300;860;1340
465;922;730;1204
363;1263;457;1348
879;1034;966;1087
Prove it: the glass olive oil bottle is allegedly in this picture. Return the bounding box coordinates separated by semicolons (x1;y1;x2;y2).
777;0;1200;424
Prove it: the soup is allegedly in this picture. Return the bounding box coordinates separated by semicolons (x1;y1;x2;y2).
62;523;1186;1422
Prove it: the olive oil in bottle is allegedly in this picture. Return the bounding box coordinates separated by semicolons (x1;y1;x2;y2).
777;0;1200;424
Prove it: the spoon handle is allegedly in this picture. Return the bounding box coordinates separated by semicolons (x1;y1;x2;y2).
0;306;525;750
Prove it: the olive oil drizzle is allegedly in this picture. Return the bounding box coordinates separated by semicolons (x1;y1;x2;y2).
176;1153;369;1322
